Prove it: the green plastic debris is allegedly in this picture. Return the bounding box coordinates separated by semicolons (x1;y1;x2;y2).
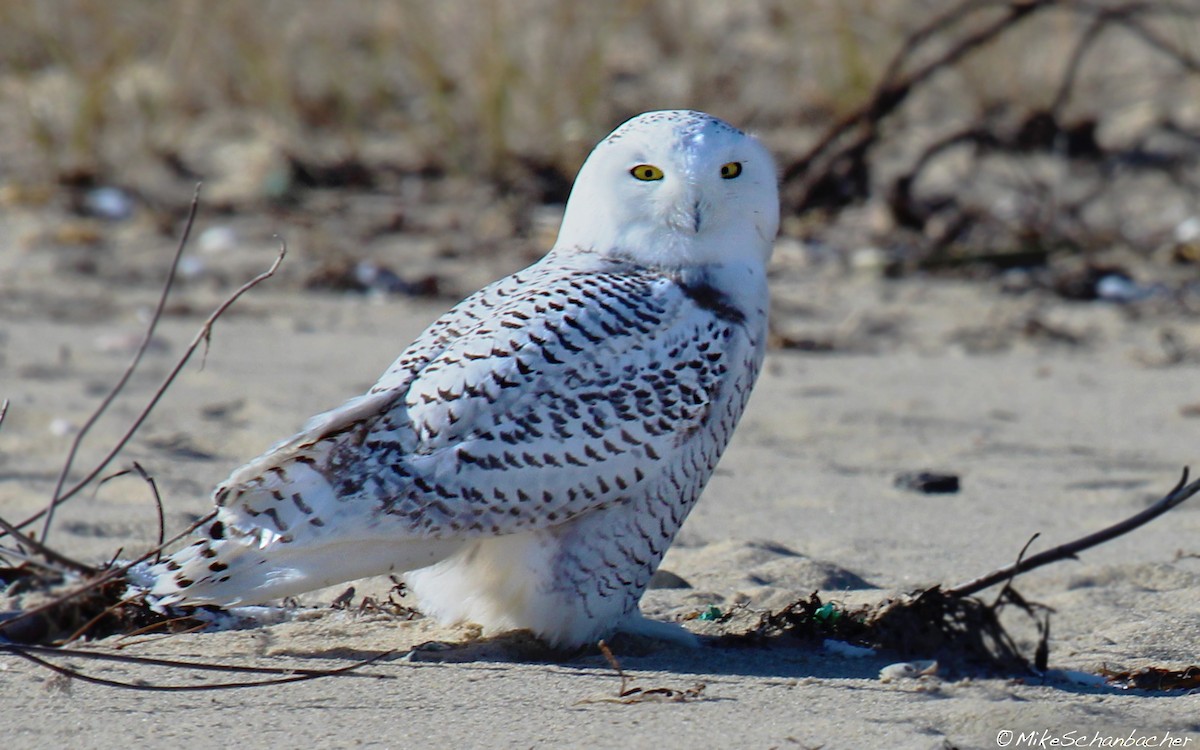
698;605;722;621
814;603;842;624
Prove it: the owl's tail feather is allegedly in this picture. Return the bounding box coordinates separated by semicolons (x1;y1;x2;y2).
128;424;464;609
130;510;461;608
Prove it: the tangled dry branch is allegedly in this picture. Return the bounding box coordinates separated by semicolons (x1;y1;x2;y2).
727;469;1199;674
783;0;1200;272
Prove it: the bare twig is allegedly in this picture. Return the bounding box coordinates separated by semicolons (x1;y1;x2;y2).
41;186;201;546
597;639;631;696
1117;11;1200;74
0;643;396;692
1050;2;1200;117
110;616;209;648
1048;12;1110;116
0;510;216;641
783;0;1056;206
947;468;1200;598
0;544;69;574
5;642;394;678
0;515;94;576
585;639;706;703
60;595;142;645
1;242;286;543
784;0;1200;259
55;242;286;508
100;463;166;562
0;209;284;651
991;532;1040;608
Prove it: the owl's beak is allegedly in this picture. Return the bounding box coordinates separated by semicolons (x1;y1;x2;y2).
666;190;705;235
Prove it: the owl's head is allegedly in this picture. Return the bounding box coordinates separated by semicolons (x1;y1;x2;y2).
556;110;779;269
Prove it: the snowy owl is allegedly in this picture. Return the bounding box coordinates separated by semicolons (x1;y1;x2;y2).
141;110;779;648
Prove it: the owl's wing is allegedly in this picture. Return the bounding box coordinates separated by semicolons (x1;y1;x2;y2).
230;264;756;533
147;262;759;605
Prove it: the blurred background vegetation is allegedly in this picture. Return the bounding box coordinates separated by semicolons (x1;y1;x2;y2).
0;0;916;187
3;0;1200;289
0;0;901;180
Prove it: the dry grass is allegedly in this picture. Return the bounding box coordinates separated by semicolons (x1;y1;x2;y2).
2;0;1200;267
0;1;973;185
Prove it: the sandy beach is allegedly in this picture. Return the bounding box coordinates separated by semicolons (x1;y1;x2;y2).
3;3;1200;745
2;223;1198;748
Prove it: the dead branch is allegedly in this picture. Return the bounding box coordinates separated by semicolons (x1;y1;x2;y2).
783;0;1057;209
0;516;93;577
1048;10;1110;117
720;466;1198;673
0;510;216;644
1117;11;1200;74
583;639;706;704
947;467;1200;598
0;196;285;654
1051;3;1200;112
41;186;201;546
868;586;1039;673
0;547;60;573
784;0;1200;275
0;238;286;545
99;462;166;561
0;642;396;692
5;642;393;678
597;639;631;696
53;242;286;507
109;617;210;648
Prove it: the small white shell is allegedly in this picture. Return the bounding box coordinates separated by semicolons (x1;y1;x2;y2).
879;660;938;682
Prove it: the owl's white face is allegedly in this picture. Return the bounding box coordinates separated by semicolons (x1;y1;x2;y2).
555;110;779;269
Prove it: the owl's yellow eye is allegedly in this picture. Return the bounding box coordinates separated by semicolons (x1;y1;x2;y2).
630;164;664;181
720;161;743;179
